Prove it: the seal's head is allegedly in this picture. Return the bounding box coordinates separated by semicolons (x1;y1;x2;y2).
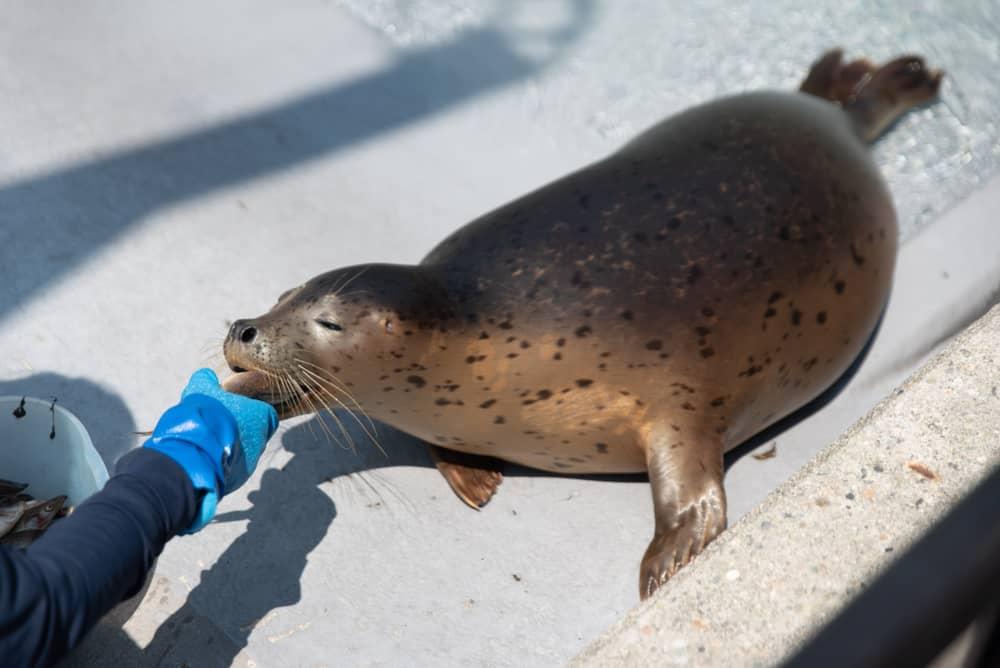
222;263;450;418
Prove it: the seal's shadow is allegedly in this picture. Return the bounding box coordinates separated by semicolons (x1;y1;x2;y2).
136;415;436;667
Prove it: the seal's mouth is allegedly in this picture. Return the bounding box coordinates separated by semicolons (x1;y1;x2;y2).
222;368;313;419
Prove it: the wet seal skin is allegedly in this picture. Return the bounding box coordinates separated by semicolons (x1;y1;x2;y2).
221;49;942;599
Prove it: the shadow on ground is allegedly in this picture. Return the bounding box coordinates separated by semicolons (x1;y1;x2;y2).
0;0;595;330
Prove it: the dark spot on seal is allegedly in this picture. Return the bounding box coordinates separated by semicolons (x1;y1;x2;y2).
499;321;513;330
480;399;496;409
556;337;566;347
553;352;563;360
435;398;451;406
834;280;846;294
700;347;715;358
520;340;531;349
575;325;592;338
768;291;784;304
537;390;553;400
710;397;726;407
681;402;696;411
494;416;506;424
687;264;703;285
803;357;818;372
506;353;519;359
406;375;426;388
764;307;777;318
701;307;715;317
600;351;612;358
505;336;516;343
465;356;477;364
479;331;490;340
595;442;609;454
645;339;663;351
816;311;828;324
849;243;866;266
575;379;594;388
791;309;803;326
694;326;711;337
383;387;394;392
621;310;634;321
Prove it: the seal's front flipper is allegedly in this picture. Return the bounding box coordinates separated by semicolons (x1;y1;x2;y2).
800;49;944;143
638;421;727;600
428;446;504;510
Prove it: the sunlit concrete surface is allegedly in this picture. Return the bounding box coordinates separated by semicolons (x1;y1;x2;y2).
0;1;997;666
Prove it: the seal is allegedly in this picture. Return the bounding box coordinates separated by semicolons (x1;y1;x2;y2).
222;50;942;599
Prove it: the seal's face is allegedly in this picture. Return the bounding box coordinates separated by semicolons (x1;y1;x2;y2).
222;265;440;418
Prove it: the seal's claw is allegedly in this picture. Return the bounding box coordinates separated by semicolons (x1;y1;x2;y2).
874;55;943;102
427;446;505;510
639;423;727;600
638;497;726;599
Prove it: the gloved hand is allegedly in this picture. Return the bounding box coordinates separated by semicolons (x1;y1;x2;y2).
143;368;279;533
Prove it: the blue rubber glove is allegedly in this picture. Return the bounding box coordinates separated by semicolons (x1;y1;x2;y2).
143;369;279;533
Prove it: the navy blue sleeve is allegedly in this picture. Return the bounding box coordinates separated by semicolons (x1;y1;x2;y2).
0;448;198;667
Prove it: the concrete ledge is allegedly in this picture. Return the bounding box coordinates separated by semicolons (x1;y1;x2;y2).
573;304;1000;667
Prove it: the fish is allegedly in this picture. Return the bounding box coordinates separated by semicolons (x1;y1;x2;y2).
0;479;29;497
12;495;67;533
0;528;46;549
0;500;27;536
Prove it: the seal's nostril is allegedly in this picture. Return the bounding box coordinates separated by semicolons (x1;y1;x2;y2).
240;326;258;344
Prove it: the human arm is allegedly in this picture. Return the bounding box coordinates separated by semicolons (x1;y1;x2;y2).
0;369;277;667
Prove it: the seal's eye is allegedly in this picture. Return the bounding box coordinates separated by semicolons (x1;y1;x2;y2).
315;319;343;332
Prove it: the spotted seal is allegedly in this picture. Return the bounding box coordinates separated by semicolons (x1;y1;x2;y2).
222;50;942;598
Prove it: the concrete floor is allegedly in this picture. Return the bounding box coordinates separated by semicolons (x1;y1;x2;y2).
0;1;997;666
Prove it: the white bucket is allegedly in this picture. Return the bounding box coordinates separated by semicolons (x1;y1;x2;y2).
0;395;152;629
0;396;109;504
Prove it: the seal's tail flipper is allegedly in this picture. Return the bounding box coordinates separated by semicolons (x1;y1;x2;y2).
800;49;944;143
427;445;504;510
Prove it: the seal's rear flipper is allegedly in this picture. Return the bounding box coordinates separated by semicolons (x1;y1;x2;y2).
428;446;504;510
800;49;944;143
638;421;727;600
